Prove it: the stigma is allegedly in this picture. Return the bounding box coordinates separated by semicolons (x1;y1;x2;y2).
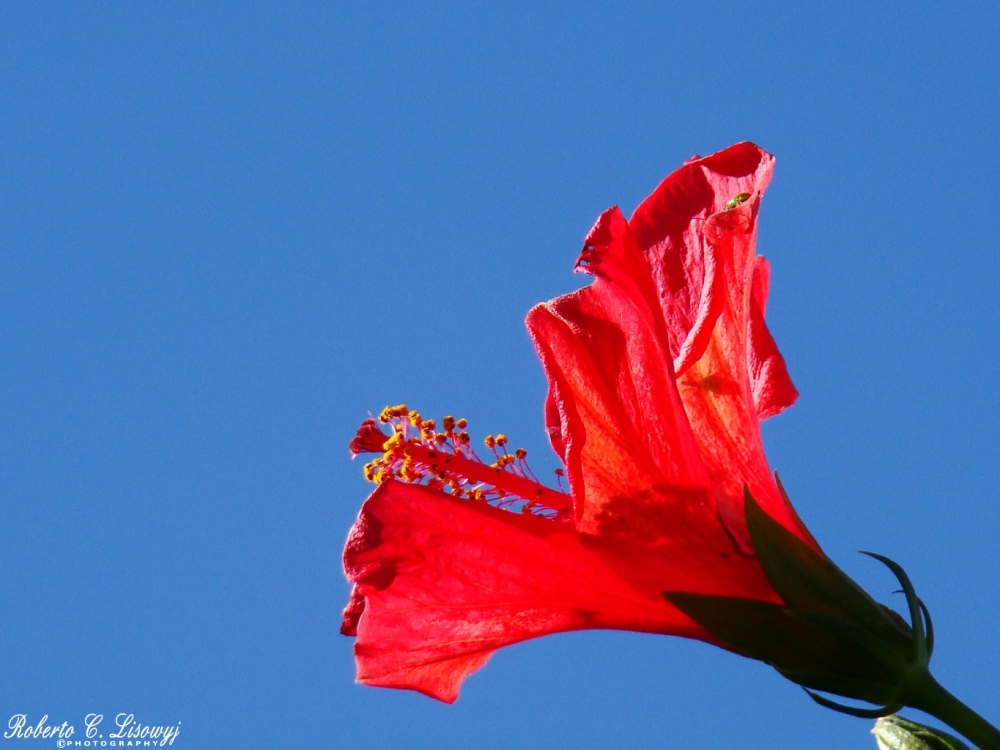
349;404;571;517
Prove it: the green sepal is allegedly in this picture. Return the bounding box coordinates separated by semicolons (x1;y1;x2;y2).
805;690;901;719
795;609;911;676
665;486;969;735
744;488;913;660
663;592;895;689
917;599;935;657
861;551;928;665
873;715;972;750
662;488;942;709
774;668;899;707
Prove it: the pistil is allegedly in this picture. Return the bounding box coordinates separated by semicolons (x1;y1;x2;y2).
350;405;572;516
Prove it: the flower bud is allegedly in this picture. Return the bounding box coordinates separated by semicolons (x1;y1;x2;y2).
873;715;971;750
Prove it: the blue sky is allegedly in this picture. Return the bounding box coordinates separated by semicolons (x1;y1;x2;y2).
1;2;998;748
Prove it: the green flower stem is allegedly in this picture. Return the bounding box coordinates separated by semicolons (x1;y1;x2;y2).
907;672;1000;750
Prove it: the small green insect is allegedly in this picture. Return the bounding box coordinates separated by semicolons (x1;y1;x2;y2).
724;192;751;210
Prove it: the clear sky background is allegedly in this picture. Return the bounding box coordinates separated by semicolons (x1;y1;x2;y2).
1;3;998;749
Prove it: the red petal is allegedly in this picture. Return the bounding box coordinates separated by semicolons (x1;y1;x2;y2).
628;142;773;376
343;481;699;703
340;585;365;636
527;207;712;534
748;257;798;420
751;253;771;315
674;206;804;551
526;207;783;604
531;142;811;555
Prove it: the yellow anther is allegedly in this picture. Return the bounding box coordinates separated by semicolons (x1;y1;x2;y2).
401;459;421;482
382;432;404;451
456;418;467;429
457;431;470;445
408;411;422;427
485;435;496;449
380;404;409;422
496;434;508;446
363;463;376;481
515;448;527;459
435;433;447;444
423;419;436;431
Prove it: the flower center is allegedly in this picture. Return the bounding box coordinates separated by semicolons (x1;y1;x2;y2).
350;404;571;518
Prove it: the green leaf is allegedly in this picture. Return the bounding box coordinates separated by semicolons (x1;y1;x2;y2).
873;715;972;750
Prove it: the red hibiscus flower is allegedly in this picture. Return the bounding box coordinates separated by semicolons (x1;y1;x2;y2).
338;142;1000;750
341;141;821;703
